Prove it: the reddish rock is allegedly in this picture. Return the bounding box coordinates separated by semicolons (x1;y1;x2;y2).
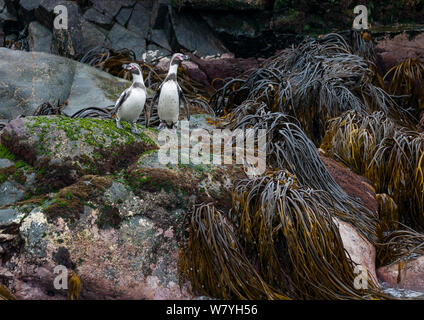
375;32;424;74
320;154;378;215
334;218;379;287
154;53;260;94
377;255;424;292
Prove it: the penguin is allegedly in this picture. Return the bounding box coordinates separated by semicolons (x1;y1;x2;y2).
113;63;148;134
151;53;190;130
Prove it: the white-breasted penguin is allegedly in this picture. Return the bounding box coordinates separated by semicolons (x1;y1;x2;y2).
151;53;190;130
113;63;148;134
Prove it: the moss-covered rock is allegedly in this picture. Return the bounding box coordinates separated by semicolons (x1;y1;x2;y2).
0;116;157;191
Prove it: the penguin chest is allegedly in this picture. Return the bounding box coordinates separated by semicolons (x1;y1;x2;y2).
118;89;146;122
158;81;180;124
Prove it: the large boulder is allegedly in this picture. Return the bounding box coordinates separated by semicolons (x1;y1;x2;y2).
0;48;130;119
0;116;157;190
0;113;242;300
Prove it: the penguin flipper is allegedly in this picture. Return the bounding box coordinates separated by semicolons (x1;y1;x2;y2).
113;89;130;115
178;85;190;121
148;84;163;124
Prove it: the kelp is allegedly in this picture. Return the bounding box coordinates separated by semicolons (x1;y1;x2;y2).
178;203;291;300
322;110;424;229
210;32;413;145
232;108;378;244
383;58;424;116
180;171;382;299
0;284;15;300
376;224;424;267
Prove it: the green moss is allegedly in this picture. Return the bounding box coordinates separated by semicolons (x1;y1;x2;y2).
25;116;156;153
0;144;15;161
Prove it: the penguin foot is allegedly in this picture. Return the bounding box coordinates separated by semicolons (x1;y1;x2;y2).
116;121;123;130
131;127;141;135
158;122;166;130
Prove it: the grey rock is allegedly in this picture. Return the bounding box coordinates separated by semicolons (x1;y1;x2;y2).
151;0;169;29
84;7;113;29
0;48;74;119
63;61;127;116
0;5;18;22
81;19;109;52
0;208;25;228
19;0;42;12
168;7;228;57
107;23;146;60
0;0;5;12
92;0;136;19
115;6;132;27
0;48;131;119
28;21;52;53
0;158;13;168
150;29;171;51
0;181;24;207
127;2;150;37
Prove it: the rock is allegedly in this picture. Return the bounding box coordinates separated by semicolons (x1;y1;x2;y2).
115;6;132;27
126;2;151;37
80;19;109;52
376;32;424;73
0;158;13;169
34;0;61;28
91;0;136;19
150;0;169;29
83;8;113;30
107;23;146;60
377;255;424;292
0;208;25;229
18;0;43;22
320;155;378;215
0;181;24;207
172;0;271;10
334;218;379;287
150;29;171;51
185;52;259;90
0;131;239;299
167;7;228;57
0;116;157;188
0;48;129;119
27;21;52;53
320;154;379;287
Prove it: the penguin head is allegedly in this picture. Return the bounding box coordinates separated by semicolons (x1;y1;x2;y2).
123;63;141;75
170;53;189;66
